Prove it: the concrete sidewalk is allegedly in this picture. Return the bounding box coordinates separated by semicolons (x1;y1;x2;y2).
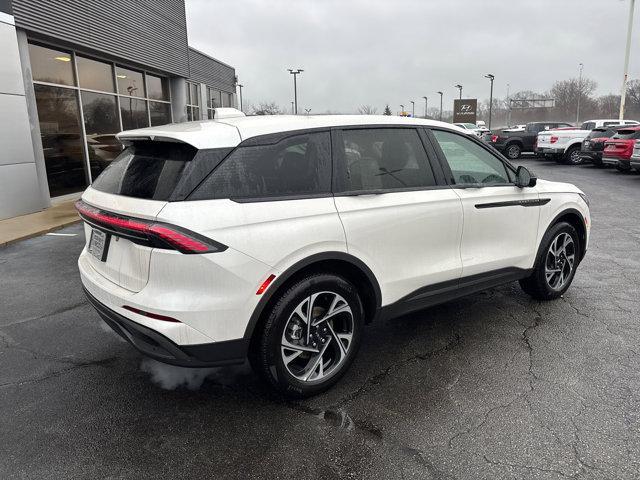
0;200;80;247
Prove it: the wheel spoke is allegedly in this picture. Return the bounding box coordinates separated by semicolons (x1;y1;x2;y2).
303;339;331;381
282;349;303;366
326;322;347;357
281;337;319;354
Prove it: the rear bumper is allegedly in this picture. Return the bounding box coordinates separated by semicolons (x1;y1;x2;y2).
631;158;640;169
580;151;603;163
539;147;563;155
602;156;622;166
84;287;247;367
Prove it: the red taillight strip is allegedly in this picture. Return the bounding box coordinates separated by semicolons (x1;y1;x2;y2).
256;274;276;295
122;305;181;323
75;200;226;254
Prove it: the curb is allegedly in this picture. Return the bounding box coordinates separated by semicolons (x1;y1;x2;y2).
0;218;82;248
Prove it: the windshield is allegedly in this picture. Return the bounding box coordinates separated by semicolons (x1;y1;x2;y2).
587;129;614;139
580;122;595;130
613;130;640;140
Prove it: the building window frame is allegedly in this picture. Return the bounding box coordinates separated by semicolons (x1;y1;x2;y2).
28;39;173;189
186;81;201;121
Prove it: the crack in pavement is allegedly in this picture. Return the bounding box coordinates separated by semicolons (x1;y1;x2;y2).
0;301;88;328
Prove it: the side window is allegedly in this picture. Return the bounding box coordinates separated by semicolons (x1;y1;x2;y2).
338;128;436;192
190;131;331;200
432;129;511;185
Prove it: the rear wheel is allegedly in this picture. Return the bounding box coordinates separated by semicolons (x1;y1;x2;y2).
505;143;522;160
250;273;364;397
520;222;580;300
563;146;583;165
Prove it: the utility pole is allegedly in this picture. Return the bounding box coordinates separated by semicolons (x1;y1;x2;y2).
576;63;583;124
237;83;243;112
620;0;635;121
437;92;443;121
287;69;303;114
291;101;294;114
485;74;494;130
410;100;415;118
422;96;428;118
506;83;511;126
454;84;463;100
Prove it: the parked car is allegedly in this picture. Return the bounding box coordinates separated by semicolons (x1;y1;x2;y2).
631;141;640;172
602;126;640;171
490;121;574;159
536;119;637;165
77;111;590;396
580;126;623;167
454;122;484;137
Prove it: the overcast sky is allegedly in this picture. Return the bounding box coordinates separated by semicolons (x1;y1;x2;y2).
185;0;639;114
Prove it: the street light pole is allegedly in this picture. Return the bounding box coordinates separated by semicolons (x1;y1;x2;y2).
422;96;428;118
437;92;443;121
410;100;415;118
400;104;405;115
485;74;494;130
620;0;635;121
576;63;583;124
291;101;294;114
455;84;463;99
506;83;511;126
287;69;303;114
237;83;244;112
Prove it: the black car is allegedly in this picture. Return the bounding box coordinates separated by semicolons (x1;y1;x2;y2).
580;126;622;167
490;122;573;160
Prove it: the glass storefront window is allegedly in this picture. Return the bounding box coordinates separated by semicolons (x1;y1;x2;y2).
150;101;172;126
116;66;145;97
81;91;121;179
28;44;75;86
147;75;169;101
121;98;149;130
77;56;115;92
34;84;87;196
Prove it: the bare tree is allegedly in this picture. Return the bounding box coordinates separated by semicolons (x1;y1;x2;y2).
357;105;378;115
252;102;283;115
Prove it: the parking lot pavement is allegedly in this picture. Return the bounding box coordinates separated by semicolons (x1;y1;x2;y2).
1;159;639;480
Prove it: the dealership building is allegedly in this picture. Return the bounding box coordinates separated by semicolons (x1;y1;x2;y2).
0;0;237;220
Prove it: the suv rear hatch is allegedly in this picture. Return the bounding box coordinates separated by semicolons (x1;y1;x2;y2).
604;129;640;159
78;140;232;292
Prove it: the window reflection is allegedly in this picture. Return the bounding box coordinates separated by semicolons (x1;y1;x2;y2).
147;75;169;101
34;84;87;196
121;98;149;130
150;101;172;126
81;91;121;179
116;66;145;97
77;56;114;92
29;44;75;86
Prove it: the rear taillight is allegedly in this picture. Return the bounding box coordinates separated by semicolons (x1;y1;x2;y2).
550;136;558;144
491;135;498;142
75;200;226;254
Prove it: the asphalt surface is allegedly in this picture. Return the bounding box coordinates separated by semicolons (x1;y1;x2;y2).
1;158;639;480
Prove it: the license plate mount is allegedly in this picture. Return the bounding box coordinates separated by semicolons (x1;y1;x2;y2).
88;229;110;262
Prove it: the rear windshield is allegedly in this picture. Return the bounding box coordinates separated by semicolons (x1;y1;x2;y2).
92;142;197;200
613;129;640;140
581;122;595;130
588;128;615;139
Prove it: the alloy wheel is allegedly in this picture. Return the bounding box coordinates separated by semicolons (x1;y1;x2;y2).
507;145;520;159
569;149;582;164
544;232;575;290
281;291;354;383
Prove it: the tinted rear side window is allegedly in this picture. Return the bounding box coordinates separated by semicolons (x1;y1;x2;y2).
190;131;331;200
337;128;436;192
613;129;640;139
588;129;614;139
92;142;197;200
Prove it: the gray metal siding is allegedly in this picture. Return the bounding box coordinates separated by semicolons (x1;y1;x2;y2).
188;48;236;92
11;0;189;77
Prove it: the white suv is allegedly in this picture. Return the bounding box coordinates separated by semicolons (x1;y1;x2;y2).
77;111;590;396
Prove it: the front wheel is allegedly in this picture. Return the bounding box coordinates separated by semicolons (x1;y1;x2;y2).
250;273;364;397
520;222;580;300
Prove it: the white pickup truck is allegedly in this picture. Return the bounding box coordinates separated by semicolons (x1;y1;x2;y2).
537;119;639;165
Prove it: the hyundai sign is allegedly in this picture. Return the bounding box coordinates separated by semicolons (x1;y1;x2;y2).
453;99;478;124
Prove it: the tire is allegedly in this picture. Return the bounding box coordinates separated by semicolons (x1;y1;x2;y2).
505;143;522;160
250;273;364;397
563;146;583;165
519;222;580;301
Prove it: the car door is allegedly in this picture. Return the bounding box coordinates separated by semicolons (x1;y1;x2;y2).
332;127;463;306
428;128;541;278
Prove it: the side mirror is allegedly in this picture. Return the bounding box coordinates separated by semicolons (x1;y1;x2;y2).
516;165;537;188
